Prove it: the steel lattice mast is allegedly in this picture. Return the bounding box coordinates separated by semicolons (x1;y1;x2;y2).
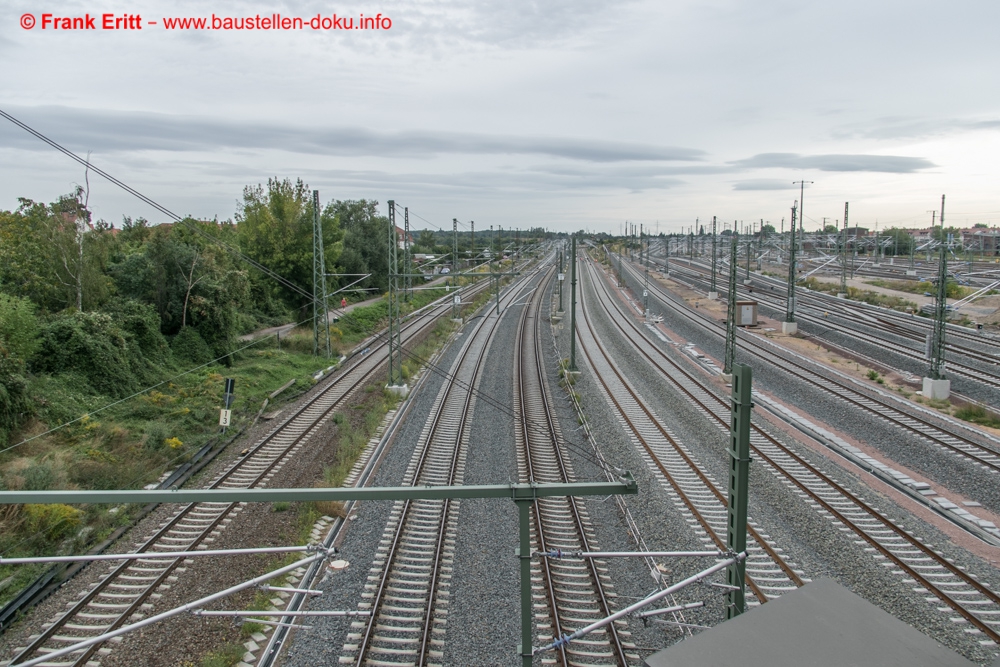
785;202;798;328
386;201;403;387
404;207;411;301
724;231;739;375
930;195;948;380
840;202;849;297
312;190;331;358
710;216;718;297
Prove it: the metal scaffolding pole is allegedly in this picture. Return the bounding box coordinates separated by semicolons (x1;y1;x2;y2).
724;231;739;375
312;190;331;358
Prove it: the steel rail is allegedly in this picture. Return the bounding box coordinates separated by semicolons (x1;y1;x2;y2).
352;266;540;666
577;263;803;603
516;267;630;667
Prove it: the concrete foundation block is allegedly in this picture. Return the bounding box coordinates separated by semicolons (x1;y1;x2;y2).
922;377;950;401
386;384;410;398
708;291;718;300
781;321;798;335
720;373;732;385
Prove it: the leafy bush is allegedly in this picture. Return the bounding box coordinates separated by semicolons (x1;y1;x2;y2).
0;350;30;446
23;504;82;540
0;293;40;359
32;304;167;397
171;326;214;364
22;463;55;490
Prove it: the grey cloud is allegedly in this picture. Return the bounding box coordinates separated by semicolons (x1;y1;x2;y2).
831;116;1000;140
0;106;703;163
731;179;798;191
731;152;935;173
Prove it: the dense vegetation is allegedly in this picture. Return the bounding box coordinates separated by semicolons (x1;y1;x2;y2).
0;179;405;590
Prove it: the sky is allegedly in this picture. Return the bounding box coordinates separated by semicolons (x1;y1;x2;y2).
2;0;999;234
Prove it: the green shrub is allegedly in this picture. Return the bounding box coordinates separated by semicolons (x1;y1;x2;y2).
955;405;1000;428
0;293;40;359
22;463;55;490
23;504;82;540
32;305;166;397
171;327;214;364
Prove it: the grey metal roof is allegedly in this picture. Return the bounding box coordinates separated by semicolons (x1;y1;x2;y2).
643;578;980;667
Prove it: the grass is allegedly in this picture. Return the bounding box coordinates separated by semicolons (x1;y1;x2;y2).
198;644;246;667
864;278;979;300
955;405;1000;429
797;277;918;313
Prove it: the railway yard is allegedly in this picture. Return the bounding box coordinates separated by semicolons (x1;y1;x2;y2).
3;242;1000;667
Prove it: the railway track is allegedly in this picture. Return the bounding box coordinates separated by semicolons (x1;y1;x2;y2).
592;256;1000;645
575;263;804;609
342;266;538;666
615;255;1000;476
515;269;633;667
660;257;1000;388
3;289;483;667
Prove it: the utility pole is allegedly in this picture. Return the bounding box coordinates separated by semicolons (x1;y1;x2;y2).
925;195;950;400
839;203;848;298
727;362;752;618
724;231;739;378
312;190;331;358
471;220;475;268
710;216;718;299
386;201;405;393
783;201;799;335
452;218;459;319
569;233;578;372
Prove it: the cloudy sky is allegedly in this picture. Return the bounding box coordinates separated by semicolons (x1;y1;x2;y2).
2;0;999;233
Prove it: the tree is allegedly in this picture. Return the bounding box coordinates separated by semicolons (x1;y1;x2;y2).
237;178;343;313
331;199;391;293
824;224;839;233
762;224;776;235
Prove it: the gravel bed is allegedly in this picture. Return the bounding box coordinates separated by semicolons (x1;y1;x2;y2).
279;322;471;667
606;258;1000;664
283;276;543;667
